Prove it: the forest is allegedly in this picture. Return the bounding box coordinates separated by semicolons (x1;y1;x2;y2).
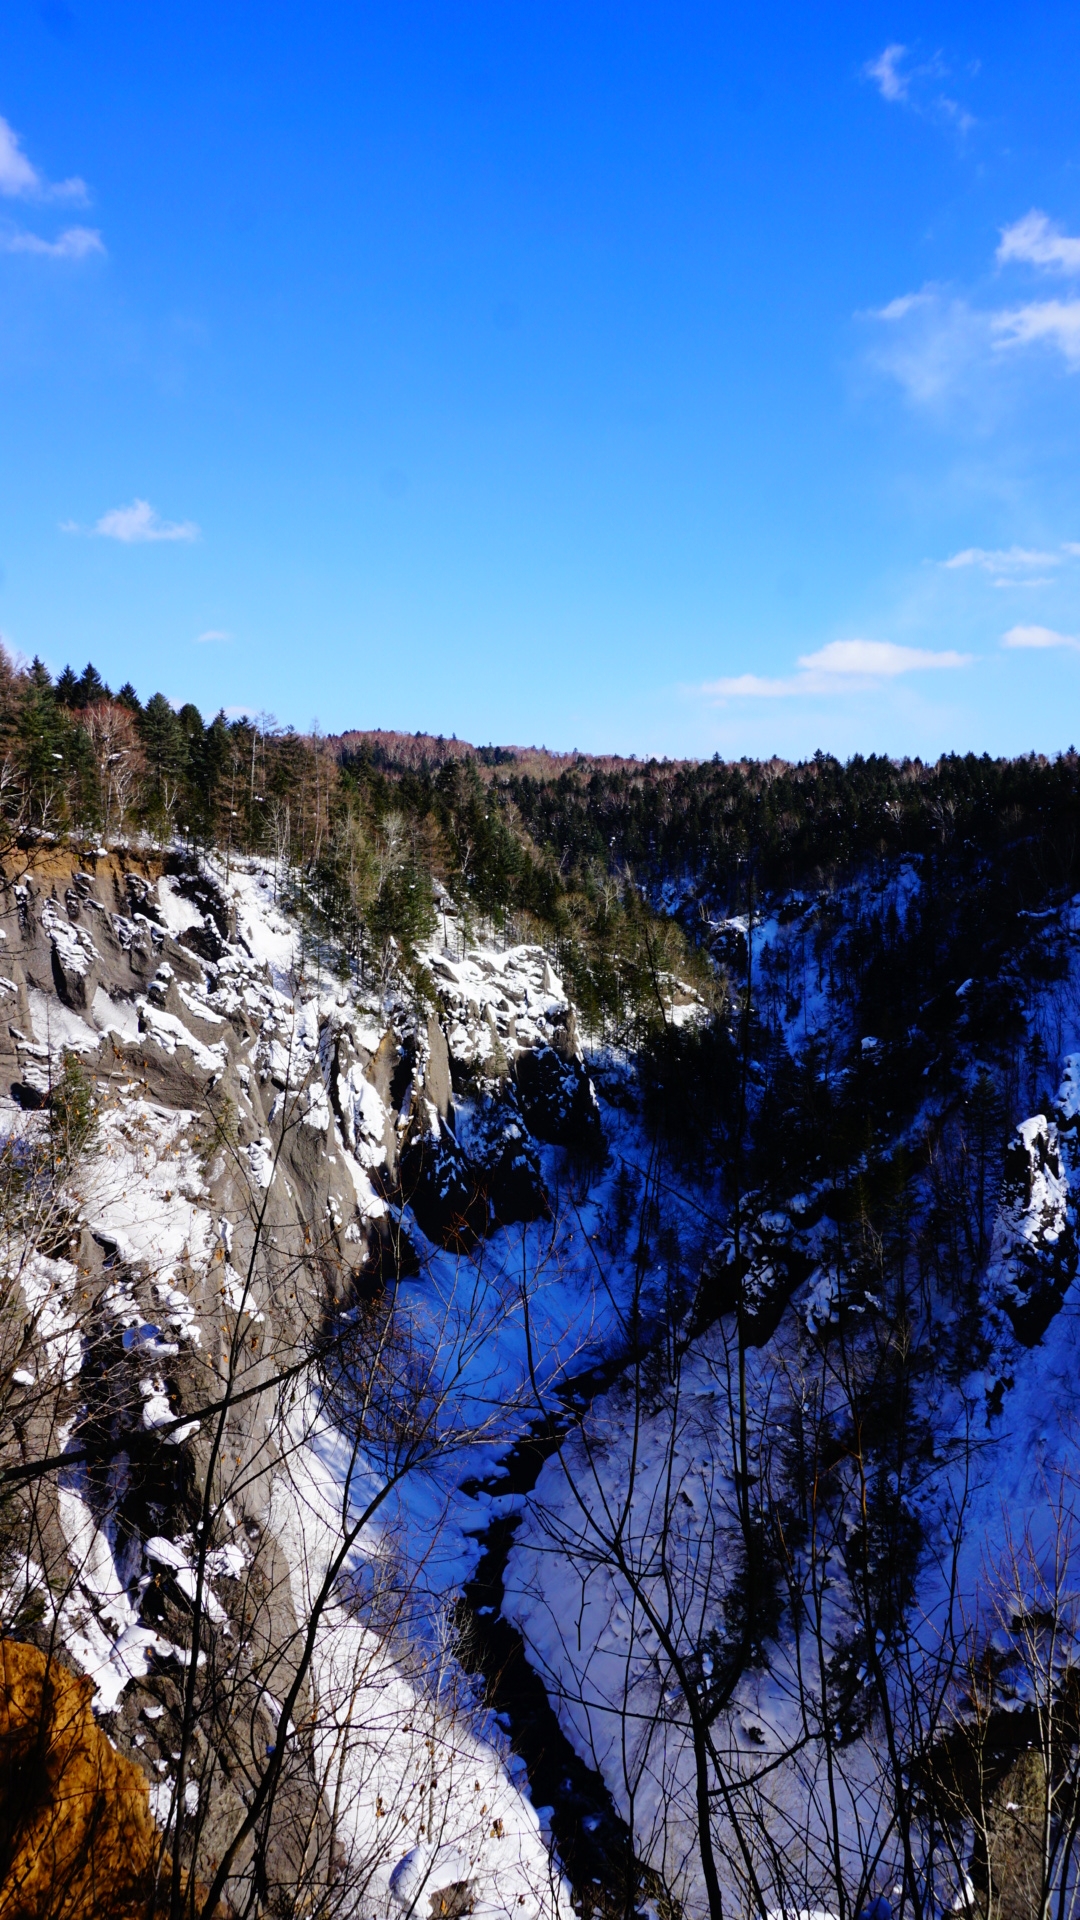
5;651;1080;1018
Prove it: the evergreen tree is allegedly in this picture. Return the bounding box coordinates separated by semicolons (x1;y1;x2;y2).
137;693;186;834
55;662;112;710
17;661;65;826
187;710;230;841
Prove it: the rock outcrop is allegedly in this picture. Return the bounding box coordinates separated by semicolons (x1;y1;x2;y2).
990;1112;1078;1345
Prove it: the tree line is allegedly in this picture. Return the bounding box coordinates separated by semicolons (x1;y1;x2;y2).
0;652;713;1046
7;649;1080;1045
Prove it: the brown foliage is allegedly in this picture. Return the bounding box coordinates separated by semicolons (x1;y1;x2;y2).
0;1640;222;1920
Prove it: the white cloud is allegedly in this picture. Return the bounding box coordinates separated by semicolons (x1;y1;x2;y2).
0;115;87;203
195;629;231;644
997;210;1080;275
1002;624;1080;652
992;298;1080;368
0;225;103;259
938;96;976;136
798;638;971;675
862;210;1080;404
705;639;972;700
94;500;199;543
944;545;1061;575
862;45;974;133
865;44;909;102
62;499;200;543
865;280;1080;401
874;292;930;322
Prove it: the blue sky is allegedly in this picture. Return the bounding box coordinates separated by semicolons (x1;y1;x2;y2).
3;3;1080;760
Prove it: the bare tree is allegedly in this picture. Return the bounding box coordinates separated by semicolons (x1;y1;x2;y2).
81;702;145;843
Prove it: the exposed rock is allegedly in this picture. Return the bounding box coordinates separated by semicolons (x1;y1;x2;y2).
399;1120;489;1252
424;1011;453;1124
0;848;596;1915
990;1113;1077;1345
514;1045;602;1151
358;1211;421;1284
695;1214;812;1345
42;895;99;1014
466;1089;550;1225
330;1024;397;1173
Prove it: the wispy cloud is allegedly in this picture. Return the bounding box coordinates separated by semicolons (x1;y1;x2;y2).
862;203;1080;402
0;114;87;203
705;639;972;700
862;289;989;405
944;545;1062;586
945;545;1060;572
865;44;910;103
863;44;974;133
0;225;103;259
1002;624;1080;652
62;499;200;543
705;672;807;700
992;298;1080;368
865;275;1080;403
194;629;231;644
997;211;1080;275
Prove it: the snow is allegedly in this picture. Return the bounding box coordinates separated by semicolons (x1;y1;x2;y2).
336;1057;391;1166
41;895;98;980
177;982;224;1025
145;1536;228;1624
91;985;141;1041
27;986;101;1057
154;875;207;938
425;943;577;1072
247;1136;275;1188
19;1252;81;1381
492;878;1080;1916
80;1103;215;1279
136;1001;229;1077
2;854;759;1910
267;1401;574;1920
213;857;300;985
55;1482;173;1711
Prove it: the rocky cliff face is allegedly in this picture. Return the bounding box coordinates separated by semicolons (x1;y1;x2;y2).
0;847;601;1920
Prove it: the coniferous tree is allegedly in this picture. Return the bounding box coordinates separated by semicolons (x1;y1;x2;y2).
137;692;187;837
17;661;65;828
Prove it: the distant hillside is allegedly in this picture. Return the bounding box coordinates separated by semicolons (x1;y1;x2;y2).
330;727;683;779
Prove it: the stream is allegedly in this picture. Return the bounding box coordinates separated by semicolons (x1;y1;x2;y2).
457;1357;648;1920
